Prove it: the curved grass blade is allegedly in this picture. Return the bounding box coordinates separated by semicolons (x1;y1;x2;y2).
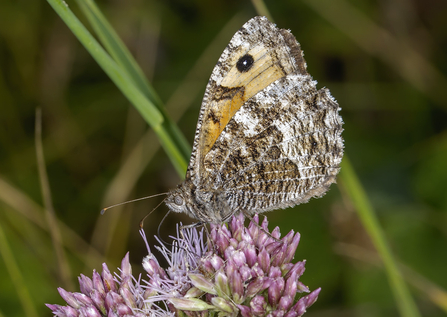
339;156;421;317
0;222;38;317
46;0;188;176
75;0;191;168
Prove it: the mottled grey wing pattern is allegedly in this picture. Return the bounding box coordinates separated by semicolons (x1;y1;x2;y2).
202;73;343;215
165;16;343;224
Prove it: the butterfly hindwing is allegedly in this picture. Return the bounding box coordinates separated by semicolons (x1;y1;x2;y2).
202;73;343;214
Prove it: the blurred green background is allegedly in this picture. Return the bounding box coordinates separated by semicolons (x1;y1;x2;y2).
1;0;446;316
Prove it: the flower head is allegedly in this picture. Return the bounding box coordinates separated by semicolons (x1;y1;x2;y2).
47;213;320;316
46;253;174;317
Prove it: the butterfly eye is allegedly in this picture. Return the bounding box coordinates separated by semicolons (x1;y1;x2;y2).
236;54;254;72
174;195;183;206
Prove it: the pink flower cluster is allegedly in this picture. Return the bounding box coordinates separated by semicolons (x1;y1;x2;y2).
48;213;320;317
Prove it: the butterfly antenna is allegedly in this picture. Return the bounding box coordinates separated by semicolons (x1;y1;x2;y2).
139;197;195;255
156;208;171;238
101;192;168;215
152;209;175;249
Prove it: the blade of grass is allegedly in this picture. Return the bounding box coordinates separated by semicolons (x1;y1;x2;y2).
74;0;191;167
76;0;161;108
46;0;188;176
334;242;447;314
0;222;38;317
339;156;421;317
35;108;73;290
0;175;105;267
250;0;274;22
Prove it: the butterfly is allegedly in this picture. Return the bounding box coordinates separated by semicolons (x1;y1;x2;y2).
165;16;344;225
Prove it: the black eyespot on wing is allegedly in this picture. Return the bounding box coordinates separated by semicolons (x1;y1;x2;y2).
236;54;254;73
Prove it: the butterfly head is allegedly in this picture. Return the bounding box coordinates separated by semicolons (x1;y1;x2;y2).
165;184;190;215
165;182;235;225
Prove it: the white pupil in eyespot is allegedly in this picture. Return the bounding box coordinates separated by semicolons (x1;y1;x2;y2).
174;196;183;205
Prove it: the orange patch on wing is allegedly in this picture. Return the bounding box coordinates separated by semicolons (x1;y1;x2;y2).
200;49;286;158
201;90;245;158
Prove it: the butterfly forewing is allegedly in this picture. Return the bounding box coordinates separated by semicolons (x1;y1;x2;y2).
187;16;307;185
